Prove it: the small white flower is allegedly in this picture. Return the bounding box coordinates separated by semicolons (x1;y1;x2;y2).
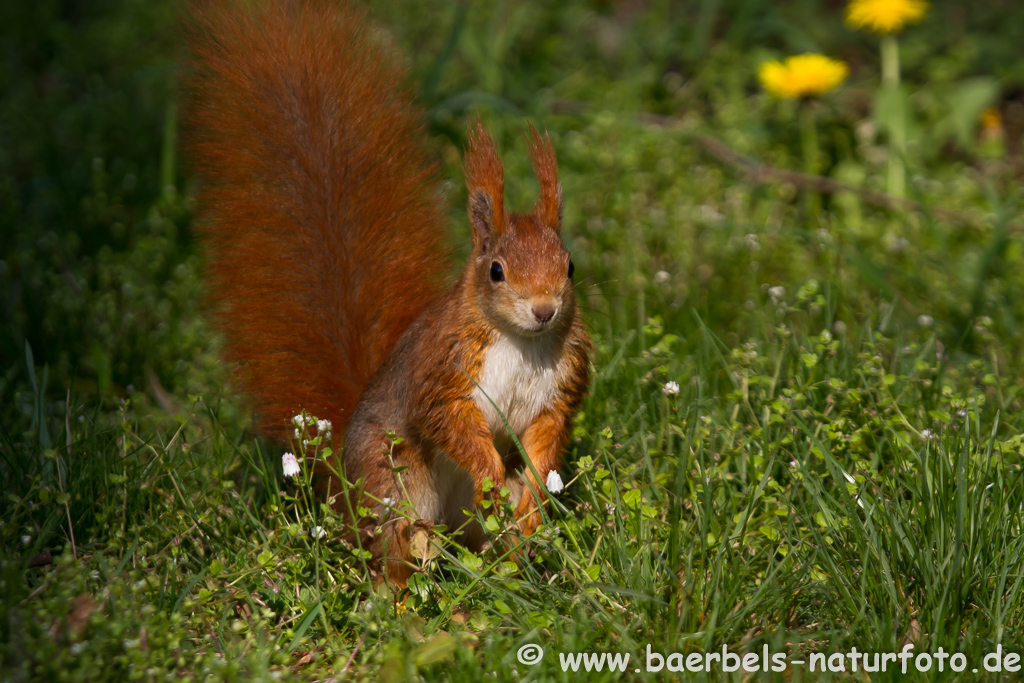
654;270;671;284
381;497;395;509
294;428;300;439
546;470;564;494
316;419;332;432
663;381;680;396
918;315;934;328
311;526;327;540
605;503;616;514
302;439;309;448
292;414;304;427
958;409;967;417
324;431;332;441
888;236;910;253
20;535;31;545
921;429;934;439
281;452;300;478
789;460;798;468
768;286;785;303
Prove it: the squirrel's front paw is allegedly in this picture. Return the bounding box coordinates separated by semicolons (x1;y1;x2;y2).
514;492;544;536
517;509;542;537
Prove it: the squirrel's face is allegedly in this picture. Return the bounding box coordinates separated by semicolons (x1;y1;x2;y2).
475;214;576;338
463;122;574;337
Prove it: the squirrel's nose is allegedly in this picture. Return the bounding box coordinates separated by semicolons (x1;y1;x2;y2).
532;302;555;324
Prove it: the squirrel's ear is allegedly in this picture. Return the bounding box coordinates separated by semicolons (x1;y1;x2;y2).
526;124;562;232
464;120;505;253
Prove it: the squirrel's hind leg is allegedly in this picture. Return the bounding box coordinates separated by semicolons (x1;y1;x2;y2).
354;436;439;587
370;517;416;587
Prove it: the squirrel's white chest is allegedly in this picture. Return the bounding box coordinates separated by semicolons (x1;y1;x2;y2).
472;333;558;441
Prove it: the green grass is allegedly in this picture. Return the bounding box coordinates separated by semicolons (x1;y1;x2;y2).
7;314;1024;681
5;0;1024;680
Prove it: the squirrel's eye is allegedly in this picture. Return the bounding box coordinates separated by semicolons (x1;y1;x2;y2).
490;261;505;282
568;260;575;279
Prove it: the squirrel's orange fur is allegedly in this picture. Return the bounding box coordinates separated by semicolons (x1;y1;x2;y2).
186;0;449;441
186;0;592;585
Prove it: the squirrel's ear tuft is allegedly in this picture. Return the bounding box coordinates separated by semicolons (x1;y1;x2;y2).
526;124;562;232
465;119;505;253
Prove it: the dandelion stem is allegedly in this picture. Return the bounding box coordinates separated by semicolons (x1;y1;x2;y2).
881;35;906;199
880;35;900;88
800;100;822;218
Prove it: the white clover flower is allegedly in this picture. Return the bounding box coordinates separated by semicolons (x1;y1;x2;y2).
311;526;327;540
663;381;680;396
888;236;910;253
281;452;300;478
918;315;934;328
546;470;564;494
316;419;332;432
292;414;304;428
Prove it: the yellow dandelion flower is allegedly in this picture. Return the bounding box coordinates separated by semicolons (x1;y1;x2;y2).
758;54;849;99
846;0;929;34
981;107;1002;135
980;107;1004;142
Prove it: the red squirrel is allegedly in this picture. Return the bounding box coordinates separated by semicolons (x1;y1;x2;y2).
186;0;592;584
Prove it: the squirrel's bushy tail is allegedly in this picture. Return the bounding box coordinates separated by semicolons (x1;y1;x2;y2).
186;0;449;439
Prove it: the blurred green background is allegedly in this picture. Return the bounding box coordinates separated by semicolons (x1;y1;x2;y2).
3;0;1023;423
